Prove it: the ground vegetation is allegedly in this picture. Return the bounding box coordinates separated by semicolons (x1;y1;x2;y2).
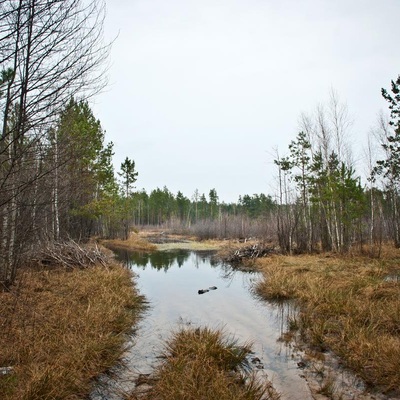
0;243;144;400
254;249;400;396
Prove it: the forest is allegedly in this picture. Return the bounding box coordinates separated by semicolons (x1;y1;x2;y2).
1;0;400;289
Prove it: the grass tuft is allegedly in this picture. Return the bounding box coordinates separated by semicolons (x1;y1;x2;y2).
131;326;280;400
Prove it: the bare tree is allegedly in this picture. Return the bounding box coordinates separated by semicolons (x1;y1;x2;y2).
0;0;110;288
328;89;353;165
364;130;385;254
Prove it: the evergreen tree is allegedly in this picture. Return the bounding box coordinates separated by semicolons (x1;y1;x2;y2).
176;191;190;222
275;130;365;253
53;98;107;239
375;75;400;246
209;188;219;219
118;157;138;198
117;157;139;238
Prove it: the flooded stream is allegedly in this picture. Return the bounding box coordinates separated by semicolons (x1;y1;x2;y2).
92;249;312;399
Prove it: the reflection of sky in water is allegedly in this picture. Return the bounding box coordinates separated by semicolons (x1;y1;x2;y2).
93;249;312;400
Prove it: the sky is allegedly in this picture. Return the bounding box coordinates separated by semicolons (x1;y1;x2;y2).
92;0;400;203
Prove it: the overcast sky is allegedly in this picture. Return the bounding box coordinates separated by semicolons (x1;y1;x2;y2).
92;0;400;203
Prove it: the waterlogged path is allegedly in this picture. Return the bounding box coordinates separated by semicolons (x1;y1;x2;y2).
93;248;313;399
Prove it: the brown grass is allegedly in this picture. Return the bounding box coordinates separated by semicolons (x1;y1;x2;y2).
0;260;145;399
101;232;157;252
104;229;229;252
140;228;228;250
130;327;280;400
255;251;400;394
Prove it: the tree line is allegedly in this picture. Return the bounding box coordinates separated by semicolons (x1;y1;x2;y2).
41;73;400;254
124;188;275;227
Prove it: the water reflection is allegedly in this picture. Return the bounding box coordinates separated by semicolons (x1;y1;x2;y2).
110;248;222;271
384;273;400;282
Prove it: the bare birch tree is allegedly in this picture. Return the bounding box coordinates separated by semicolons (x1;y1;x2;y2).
277;92;363;254
0;0;110;288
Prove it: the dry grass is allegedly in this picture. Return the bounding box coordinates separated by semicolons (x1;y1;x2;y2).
105;229;228;252
131;327;280;400
140;228;227;250
255;251;400;395
0;260;144;400
139;228;198;242
101;232;157;252
156;239;223;251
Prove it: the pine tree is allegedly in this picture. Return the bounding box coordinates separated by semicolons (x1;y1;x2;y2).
118;157;138;198
375;75;400;246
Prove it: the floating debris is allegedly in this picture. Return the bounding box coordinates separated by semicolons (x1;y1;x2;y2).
198;286;218;294
250;357;264;370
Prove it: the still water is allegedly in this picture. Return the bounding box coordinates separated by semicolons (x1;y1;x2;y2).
92;249;312;400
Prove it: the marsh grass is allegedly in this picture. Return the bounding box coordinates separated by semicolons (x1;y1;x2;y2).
0;260;144;399
101;232;157;252
132;326;280;400
317;373;339;398
255;252;400;394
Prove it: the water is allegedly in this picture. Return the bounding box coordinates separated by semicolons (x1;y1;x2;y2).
92;249;312;400
384;273;400;282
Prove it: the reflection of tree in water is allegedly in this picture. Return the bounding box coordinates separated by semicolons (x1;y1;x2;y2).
109;247;225;272
111;248;193;271
110;247;260;281
192;251;219;269
219;263;258;282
